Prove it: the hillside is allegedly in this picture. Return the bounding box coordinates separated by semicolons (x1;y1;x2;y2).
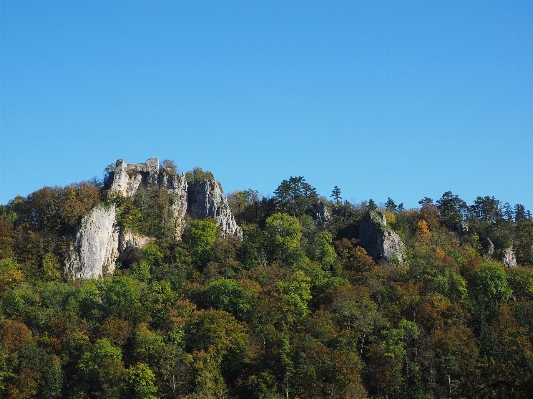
0;159;532;398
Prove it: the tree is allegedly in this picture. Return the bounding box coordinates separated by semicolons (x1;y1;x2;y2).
127;363;158;399
78;338;126;397
331;186;342;205
385;197;397;212
308;231;337;270
101;275;148;324
183;219;218;268
185;167;215;183
161;159;177;174
264;213;302;264
469;196;502;223
471;261;512;319
436;191;467;230
418;197;434;207
514;204;530;223
274;177;318;217
202;279;254;320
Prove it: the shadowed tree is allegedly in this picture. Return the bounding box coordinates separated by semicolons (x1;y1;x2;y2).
274;177;318;217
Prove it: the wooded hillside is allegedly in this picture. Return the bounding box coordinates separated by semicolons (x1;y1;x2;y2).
0;166;532;398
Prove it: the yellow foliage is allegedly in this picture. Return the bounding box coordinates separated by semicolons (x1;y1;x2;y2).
383;210;396;225
0;259;24;292
416;220;430;236
434;248;446;259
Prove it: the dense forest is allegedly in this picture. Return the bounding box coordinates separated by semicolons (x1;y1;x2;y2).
0;163;533;399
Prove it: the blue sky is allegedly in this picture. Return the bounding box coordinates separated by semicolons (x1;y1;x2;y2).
1;0;532;212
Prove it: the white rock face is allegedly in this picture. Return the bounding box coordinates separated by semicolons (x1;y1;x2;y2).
110;158;160;198
188;179;243;239
159;172;189;239
502;247;517;267
119;228;154;253
66;204;120;279
66;158;243;279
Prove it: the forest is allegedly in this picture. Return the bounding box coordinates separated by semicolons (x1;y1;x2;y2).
0;163;533;399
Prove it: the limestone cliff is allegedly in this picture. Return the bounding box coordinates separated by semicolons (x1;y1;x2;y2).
109;158;159;197
359;211;405;263
188;179;243;239
66;158;242;278
65;204;120;279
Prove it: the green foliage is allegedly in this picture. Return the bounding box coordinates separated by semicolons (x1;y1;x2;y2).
264;213;302;264
127;362;158;399
203;279;254;320
308;230;337;270
277;270;312;320
3;168;533;397
78;338;122;377
506;267;533;300
273;176;318;217
471;261;512;304
183;219;218;268
185;167;215;183
41;253;62;282
331;186;342;204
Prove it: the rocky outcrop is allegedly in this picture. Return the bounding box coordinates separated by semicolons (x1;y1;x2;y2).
158;172;188;239
359;211;405;263
108;158;189;239
188;179;243;239
66;204;120;279
117;229;154;269
65;206;157;279
66;158;243;278
109;158;159;197
502;247;517;267
313;202;331;227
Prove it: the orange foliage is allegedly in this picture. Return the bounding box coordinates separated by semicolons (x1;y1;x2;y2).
7;367;41;399
0;321;32;351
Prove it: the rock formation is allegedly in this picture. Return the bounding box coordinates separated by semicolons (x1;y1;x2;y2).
313;201;331;227
359;211;405;263
188;179;243;239
66;158;242;279
502;247;517;267
66;204;120;279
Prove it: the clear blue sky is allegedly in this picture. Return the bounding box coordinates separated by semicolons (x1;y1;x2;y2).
1;0;532;211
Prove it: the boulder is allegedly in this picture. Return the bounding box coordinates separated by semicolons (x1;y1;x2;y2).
359;211;405;263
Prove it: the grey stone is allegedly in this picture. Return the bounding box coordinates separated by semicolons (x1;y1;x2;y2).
313;201;331;227
188;179;243;239
67;158;243;279
359;210;405;263
65;204;120;279
110;158;162;198
502;247;517;267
